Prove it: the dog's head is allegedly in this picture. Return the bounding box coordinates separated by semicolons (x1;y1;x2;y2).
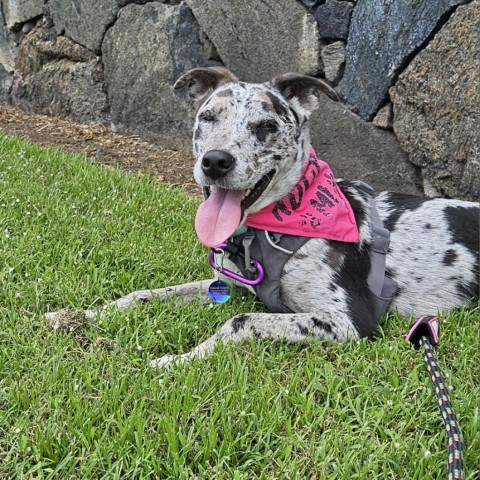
174;67;338;247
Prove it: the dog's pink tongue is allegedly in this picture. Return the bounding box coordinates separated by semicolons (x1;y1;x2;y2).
195;187;244;247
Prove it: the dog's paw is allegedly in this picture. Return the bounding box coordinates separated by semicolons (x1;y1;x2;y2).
150;354;190;369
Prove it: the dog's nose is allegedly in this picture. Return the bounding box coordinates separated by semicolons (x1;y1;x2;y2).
201;150;235;180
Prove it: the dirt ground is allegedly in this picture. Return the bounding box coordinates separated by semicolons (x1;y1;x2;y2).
0;104;200;196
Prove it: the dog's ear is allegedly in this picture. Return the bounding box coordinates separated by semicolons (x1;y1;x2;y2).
271;73;339;117
174;67;239;108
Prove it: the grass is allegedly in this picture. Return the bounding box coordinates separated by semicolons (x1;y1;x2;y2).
0;133;478;479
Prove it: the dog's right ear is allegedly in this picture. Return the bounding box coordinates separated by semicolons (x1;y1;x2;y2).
173;67;239;109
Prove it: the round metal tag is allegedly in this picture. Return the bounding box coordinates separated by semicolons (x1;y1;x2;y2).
208;280;231;303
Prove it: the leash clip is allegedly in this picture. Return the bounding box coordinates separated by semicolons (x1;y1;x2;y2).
209;243;265;286
406;315;439;350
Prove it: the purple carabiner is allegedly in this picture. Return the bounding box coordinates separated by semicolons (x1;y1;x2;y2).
209;243;265;286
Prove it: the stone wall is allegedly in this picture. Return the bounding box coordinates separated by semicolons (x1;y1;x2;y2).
0;0;478;200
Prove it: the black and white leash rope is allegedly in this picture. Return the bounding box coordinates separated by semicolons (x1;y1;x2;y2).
406;315;465;479
418;336;464;480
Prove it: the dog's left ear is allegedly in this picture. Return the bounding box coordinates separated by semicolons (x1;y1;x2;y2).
271;73;339;117
174;67;239;109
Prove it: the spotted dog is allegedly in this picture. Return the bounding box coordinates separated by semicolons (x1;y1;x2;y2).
46;67;479;368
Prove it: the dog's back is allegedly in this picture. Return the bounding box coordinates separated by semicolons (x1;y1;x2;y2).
375;191;479;316
278;183;478;339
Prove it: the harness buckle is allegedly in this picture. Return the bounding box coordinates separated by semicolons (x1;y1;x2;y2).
242;233;256;273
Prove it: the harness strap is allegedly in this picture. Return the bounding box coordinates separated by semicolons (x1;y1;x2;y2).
228;229;309;313
367;195;391;297
352;181;398;319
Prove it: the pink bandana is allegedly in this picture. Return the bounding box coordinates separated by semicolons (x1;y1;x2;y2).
244;146;359;243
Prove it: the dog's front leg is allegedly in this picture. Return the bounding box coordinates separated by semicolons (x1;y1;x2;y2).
107;279;217;309
151;312;358;368
45;279;217;323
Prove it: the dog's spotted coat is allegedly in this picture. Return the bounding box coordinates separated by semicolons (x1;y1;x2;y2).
46;67;479;368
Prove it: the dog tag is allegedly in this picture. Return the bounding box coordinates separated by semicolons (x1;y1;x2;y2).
208;280;231;303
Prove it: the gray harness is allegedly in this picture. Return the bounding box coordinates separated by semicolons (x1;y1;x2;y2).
223;181;398;319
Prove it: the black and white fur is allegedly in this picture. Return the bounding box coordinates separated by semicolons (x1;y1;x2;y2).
46;67;479;368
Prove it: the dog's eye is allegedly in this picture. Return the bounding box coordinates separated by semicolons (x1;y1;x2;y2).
199;110;217;122
255;120;278;141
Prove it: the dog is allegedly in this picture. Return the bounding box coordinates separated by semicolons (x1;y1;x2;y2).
46;67;479;368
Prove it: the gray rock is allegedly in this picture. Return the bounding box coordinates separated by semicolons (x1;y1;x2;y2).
321;41;345;83
310;97;421;195
11;23;108;123
0;63;13;102
50;0;118;54
298;14;323;77
117;0;183;4
198;30;221;63
0;6;17;73
301;0;322;7
102;2;217;149
338;0;466;120
185;0;320;81
21;22;35;34
2;0;44;30
314;0;353;40
390;1;479;201
422;179;442;198
0;28;17;77
372;102;392;129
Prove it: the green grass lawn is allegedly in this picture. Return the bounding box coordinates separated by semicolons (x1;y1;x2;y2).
0;133;478;479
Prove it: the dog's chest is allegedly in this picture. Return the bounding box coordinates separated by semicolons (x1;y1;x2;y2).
280;239;351;313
